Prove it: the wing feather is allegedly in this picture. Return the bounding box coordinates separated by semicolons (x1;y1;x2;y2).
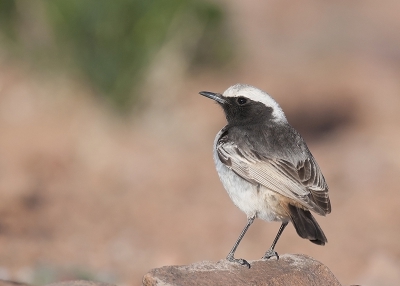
217;139;331;215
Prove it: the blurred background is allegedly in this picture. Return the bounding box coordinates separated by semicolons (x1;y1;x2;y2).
0;0;400;285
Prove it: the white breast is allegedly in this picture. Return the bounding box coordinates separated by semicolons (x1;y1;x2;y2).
213;129;287;222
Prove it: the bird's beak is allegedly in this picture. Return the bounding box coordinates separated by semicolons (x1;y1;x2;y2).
199;91;227;104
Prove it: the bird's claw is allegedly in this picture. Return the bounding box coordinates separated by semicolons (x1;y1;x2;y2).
226;255;251;268
262;249;279;260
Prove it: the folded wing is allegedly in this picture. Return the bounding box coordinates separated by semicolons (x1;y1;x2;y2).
217;138;331;216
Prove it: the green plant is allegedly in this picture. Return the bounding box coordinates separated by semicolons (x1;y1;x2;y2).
0;0;233;112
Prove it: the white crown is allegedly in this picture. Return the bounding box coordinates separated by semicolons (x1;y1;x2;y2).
223;84;287;122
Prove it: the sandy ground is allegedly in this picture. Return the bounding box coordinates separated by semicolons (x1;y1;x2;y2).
1;1;400;285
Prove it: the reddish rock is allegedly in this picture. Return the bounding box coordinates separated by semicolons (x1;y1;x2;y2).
0;280;30;286
142;254;341;286
46;281;116;286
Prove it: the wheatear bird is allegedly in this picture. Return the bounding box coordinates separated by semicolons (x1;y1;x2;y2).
199;84;331;268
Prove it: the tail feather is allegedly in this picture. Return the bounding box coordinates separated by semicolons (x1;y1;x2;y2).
288;204;327;245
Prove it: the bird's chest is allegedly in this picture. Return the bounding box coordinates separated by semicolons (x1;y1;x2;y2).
213;143;284;221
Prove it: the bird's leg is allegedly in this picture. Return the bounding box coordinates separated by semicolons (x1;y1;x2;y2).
226;216;255;268
262;221;288;260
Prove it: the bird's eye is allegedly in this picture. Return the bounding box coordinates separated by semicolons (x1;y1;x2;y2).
237;97;247;105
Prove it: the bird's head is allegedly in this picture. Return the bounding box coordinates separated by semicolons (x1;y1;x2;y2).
200;84;287;126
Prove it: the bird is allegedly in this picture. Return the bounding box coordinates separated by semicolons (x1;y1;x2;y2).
199;83;331;268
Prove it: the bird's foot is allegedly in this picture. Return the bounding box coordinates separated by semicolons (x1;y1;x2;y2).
262;249;279;260
226;254;251;268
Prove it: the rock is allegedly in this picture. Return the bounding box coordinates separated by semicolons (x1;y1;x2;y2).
46;280;116;286
0;280;30;286
142;254;341;286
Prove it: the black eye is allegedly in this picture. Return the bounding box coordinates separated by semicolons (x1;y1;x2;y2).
237;97;247;105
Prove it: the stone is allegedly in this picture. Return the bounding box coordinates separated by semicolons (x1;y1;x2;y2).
46;280;116;286
142;254;341;286
0;280;30;286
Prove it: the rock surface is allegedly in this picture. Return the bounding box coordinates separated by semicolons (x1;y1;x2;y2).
0;280;116;286
45;281;116;286
0;280;30;286
142;254;341;286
